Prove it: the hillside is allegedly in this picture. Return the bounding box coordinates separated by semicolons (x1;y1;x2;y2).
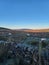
0;27;49;33
0;27;11;31
0;27;49;38
23;29;49;33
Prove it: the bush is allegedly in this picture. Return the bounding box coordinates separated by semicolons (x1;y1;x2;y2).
0;36;7;41
27;40;39;46
42;41;48;48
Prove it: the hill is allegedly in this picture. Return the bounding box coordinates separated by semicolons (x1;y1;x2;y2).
22;29;49;33
0;27;11;31
0;27;49;33
0;27;49;37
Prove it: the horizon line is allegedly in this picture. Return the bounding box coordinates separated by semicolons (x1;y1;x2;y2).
0;27;49;30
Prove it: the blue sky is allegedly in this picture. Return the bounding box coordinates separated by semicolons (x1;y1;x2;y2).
0;0;49;29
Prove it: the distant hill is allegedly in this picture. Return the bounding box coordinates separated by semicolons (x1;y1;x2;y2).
0;27;11;32
0;27;49;37
22;29;49;32
0;27;49;33
0;27;11;30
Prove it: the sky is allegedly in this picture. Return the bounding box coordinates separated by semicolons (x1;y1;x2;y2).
0;0;49;29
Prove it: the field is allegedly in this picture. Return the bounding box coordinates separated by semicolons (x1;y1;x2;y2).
0;27;49;65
